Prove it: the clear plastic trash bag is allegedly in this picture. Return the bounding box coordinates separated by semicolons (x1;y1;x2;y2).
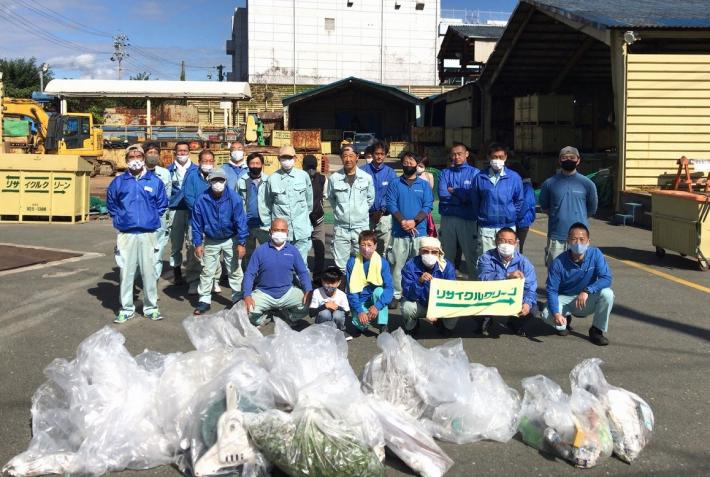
368;398;454;477
427;363;520;444
183;302;264;352
2;327;175;477
518;375;613;468
570;358;654;463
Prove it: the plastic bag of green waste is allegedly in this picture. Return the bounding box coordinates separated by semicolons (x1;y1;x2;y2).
247;407;384;477
570;358;654;463
518;375;613;468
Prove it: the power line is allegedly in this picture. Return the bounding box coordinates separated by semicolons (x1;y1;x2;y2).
8;0;113;38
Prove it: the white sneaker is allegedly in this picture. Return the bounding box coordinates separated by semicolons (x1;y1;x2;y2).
187;282;199;295
213;282;222;293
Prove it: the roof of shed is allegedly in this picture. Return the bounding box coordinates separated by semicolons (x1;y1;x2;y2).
282;77;421;107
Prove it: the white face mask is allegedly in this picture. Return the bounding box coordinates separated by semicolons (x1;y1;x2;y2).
497;243;515;257
421;253;438;268
127;159;144;171
271;231;288;245
416;165;425;175
279;158;295;170
176;154;189;164
200;164;214;173
211;181;225;193
230;150;244;163
490;159;505;171
365;157;373;164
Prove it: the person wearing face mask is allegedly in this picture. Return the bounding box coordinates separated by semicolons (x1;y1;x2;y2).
345;230;394;335
361;141;397;254
107;144;168;323
385;151;434;307
143;143;172;280
476;227;537;336
400;237;457;336
470;143;524;259
541;223;613;346
363;146;374;166
309;266;352;340
167;141;198;287
190;170;248;315
242;218;313;326
539;146;598;267
438;142;480;279
327;145;375;272
237;152;271;261
182;149;222;295
415;156;435;190
221;141;248;191
260;145;314;264
303;154;327;284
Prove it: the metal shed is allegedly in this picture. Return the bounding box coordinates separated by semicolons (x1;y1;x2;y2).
478;0;710;199
282;77;422;141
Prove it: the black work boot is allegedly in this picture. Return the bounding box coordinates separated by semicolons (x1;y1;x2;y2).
173;266;185;286
589;326;609;346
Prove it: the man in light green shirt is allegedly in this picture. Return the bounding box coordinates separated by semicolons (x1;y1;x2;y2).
260;145;314;263
327;145;375;271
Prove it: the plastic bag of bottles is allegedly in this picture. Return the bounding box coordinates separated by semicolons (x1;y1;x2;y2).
570;358;654;463
518;375;613;468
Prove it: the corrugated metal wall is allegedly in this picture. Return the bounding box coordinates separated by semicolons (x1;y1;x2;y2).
625;54;710;189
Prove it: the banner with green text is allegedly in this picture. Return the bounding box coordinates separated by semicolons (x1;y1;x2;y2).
426;278;523;318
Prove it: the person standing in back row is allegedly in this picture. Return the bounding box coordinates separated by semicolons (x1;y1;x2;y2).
143;142;172;280
539;146;598;267
471;143;524;257
438;142;479;278
303;155;327;284
260;145;313;264
168;142;197;286
362;141;397;254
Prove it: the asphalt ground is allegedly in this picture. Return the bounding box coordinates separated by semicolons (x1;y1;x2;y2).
1;201;709;476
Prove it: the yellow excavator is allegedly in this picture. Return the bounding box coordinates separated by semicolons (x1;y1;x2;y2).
2;96;115;176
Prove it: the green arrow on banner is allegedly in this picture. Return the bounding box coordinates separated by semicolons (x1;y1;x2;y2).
435;297;515;308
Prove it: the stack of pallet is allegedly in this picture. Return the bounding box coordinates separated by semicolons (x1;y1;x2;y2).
514;95;575;153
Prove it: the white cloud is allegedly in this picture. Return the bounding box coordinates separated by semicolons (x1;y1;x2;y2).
47;53;117;79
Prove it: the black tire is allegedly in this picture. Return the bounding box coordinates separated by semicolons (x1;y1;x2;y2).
655;247;666;258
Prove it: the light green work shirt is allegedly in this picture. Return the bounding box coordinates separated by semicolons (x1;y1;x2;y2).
261;167;313;241
151;166;172;199
237;172;270;230
327;168;375;231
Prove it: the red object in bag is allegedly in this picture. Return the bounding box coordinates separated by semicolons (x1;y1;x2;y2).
426;212;438;237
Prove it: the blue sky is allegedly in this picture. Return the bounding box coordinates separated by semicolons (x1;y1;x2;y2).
0;0;517;81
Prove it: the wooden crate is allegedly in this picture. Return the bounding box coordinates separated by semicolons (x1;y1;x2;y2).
515;125;576;153
515;95;574;124
270;130;291;147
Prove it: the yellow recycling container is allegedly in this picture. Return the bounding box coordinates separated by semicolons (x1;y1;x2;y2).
0;154;92;224
651;190;710;271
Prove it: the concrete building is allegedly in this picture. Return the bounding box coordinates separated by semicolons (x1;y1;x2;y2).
226;0;441;86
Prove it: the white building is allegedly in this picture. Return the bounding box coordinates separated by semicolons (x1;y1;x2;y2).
226;0;441;85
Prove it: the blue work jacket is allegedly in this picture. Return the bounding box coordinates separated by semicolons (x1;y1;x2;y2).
361;162;397;213
546;247;612;315
386;176;434;238
182;168;211;211
438;163;479;220
167;162;197;210
191;188;249;247
222;162;248;192
401;256;456;305
477;249;538;307
471;167;524;228
517;180;537;229
106;170;167;233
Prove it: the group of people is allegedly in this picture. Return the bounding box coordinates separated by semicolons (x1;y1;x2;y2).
106;138;614;345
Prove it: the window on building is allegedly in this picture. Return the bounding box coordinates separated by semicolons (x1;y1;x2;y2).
415;1;425;10
325;17;335;31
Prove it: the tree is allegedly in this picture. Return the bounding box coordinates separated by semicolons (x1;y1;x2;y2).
0;57;53;98
129;72;151;81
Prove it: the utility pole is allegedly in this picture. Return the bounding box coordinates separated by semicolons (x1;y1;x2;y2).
180;60;186;81
110;34;130;80
216;64;225;81
39;63;49;91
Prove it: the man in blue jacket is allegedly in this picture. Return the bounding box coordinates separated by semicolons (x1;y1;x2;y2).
539;146;598;266
345;230;394;335
362;141;397;254
107;144;168;323
541;222;613;346
191;170;249;315
400;237;457;335
183;149;221;294
386;152;434;305
167;141;197;286
243;218;313;326
477;227;537;336
438;142;479;278
221;141;248;191
471;143;524;257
